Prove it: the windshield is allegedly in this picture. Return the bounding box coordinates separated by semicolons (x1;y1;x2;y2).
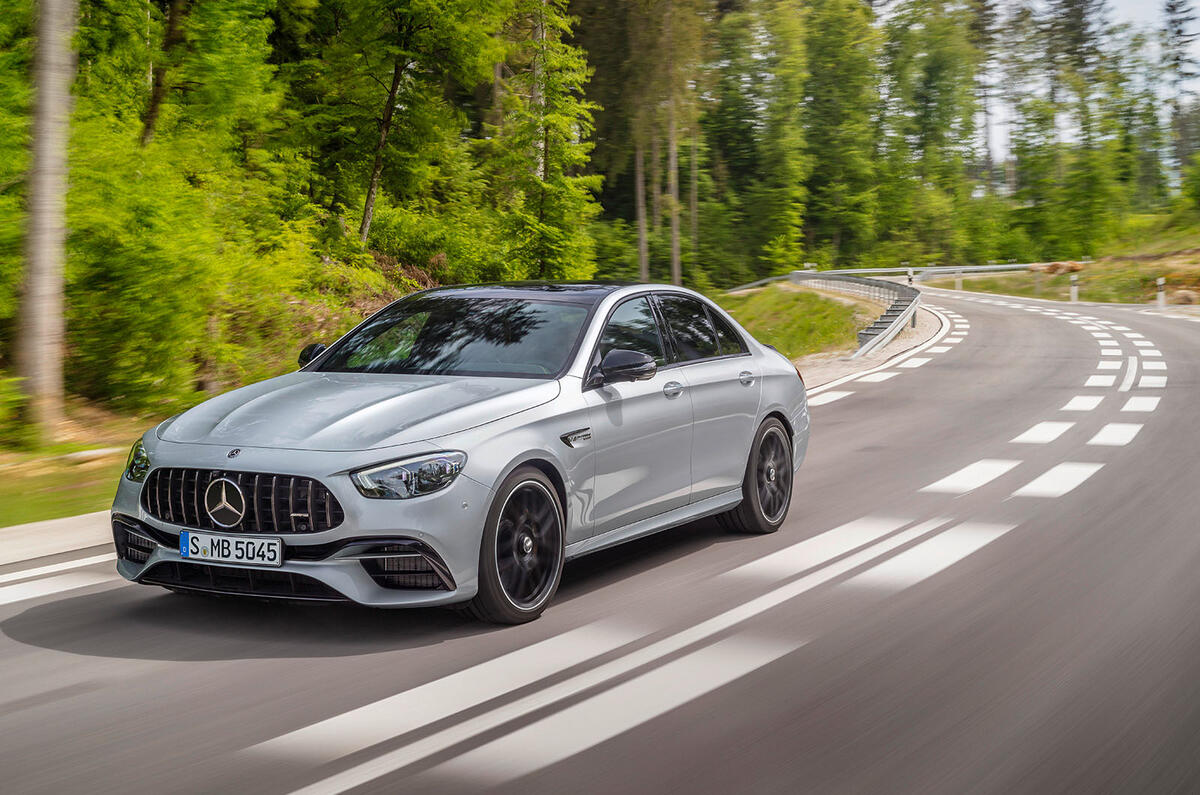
316;295;591;378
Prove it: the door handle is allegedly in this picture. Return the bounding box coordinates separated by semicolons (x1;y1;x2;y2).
739;371;755;386
662;381;685;399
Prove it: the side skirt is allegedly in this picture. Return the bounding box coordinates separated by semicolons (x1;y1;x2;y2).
564;490;743;561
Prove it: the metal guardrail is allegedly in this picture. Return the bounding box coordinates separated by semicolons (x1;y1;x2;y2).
727;270;922;359
811;263;1033;280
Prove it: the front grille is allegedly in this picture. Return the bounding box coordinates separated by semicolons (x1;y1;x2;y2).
140;561;348;602
141;468;344;534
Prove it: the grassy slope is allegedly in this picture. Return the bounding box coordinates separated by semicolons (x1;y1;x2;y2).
715;282;867;359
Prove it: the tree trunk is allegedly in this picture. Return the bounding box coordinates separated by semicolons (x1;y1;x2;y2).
981;84;994;194
650;132;661;234
667;99;681;286
635;141;649;282
139;0;188;147
665;6;680;285
19;0;79;445
359;56;406;244
689;127;698;269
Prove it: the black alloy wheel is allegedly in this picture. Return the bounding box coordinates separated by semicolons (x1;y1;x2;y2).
467;466;565;624
718;417;794;535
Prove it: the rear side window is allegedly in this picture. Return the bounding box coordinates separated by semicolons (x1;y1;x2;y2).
708;309;748;355
598;296;667;365
657;295;720;362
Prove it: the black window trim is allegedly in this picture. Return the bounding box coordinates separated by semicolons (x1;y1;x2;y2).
651;291;752;368
581;290;670;390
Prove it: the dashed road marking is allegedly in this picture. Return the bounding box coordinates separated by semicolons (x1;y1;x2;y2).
1012;462;1104;498
856;371;900;383
1097;360;1121;370
1087;423;1143;447
808;391;853;406
1142;360;1167;371
1062;396;1104;411
846;522;1015;588
898;358;932;369
1011;422;1075;445
1119;355;1139;392
1139;375;1167;388
1085;375;1116;387
1122;396;1160;412
920;459;1021;495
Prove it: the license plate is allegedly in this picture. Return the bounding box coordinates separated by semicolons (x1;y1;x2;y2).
180;531;282;567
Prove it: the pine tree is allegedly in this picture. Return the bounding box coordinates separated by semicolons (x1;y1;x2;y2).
1164;0;1199;168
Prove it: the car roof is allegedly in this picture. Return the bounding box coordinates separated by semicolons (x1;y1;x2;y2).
419;281;649;306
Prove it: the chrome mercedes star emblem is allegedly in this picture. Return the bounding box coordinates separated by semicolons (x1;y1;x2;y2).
204;477;246;528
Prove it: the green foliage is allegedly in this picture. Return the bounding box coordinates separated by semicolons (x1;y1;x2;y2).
0;373;33;446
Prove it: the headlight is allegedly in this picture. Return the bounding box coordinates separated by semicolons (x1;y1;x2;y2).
351;452;467;499
125;440;151;482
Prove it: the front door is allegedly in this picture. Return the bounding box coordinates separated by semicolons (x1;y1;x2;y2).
584;295;693;536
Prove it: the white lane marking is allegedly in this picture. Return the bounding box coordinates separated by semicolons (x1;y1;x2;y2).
949;331;967;337
1119;356;1139;393
423;635;801;788
1100;349;1122;356
1090;332;1112;338
1132;340;1154;347
1142;360;1167;371
1098;340;1119;347
1139;375;1168;388
1062;396;1103;411
251;622;649;764
920;459;1021;495
1097;360;1121;370
0;572;120;606
805;306;952;396
0;553;116;586
1085;375;1116;388
808;391;853;406
1087;423;1143;447
926;346;952;353
898;357;931;369
1122;396;1161;412
846;522;1015;588
1011;422;1074;445
1063;312;1080;316
726;516;912;581
1012;462;1104;498
1141;349;1162;357
1123;332;1144;339
943;337;963;344
280;520;947;788
1110;325;1130;330
856;371;900;383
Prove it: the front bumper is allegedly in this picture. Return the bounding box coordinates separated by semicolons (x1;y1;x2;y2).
111;444;494;607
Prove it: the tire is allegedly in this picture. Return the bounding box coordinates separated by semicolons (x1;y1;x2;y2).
465;466;566;624
718;417;793;535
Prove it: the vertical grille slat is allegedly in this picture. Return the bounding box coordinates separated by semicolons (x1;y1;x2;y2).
139;468;341;535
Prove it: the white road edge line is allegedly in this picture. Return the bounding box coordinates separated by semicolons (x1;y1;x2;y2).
0;553;116;586
807;306;953;396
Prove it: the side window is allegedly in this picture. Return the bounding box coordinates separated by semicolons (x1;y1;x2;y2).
598;296;667;365
657;295;720;362
708;308;748;355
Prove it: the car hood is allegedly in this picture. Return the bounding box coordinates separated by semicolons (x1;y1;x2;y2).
158;371;561;452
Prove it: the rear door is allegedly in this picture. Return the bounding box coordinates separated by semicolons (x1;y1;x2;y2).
655;294;760;503
584;295;694;536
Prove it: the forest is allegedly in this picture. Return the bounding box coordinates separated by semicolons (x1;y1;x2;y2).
2;0;1200;439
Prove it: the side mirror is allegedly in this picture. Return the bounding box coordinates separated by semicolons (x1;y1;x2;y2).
298;342;327;367
599;349;657;384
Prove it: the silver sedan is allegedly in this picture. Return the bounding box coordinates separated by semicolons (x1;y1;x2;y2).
111;282;810;623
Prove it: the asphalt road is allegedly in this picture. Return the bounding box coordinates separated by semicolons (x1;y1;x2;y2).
3;289;1200;794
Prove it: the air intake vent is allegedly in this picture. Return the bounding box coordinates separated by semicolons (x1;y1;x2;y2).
141;468;344;534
